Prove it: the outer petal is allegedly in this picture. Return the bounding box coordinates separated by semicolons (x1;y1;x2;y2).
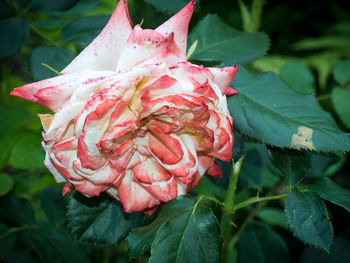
139;177;178;203
44;151;66;183
209;65;238;95
206;160;222;178
72;160;117;185
70;179;109;197
118;171;160;213
10;70;112;111
155;0;195;58
62;0;132;73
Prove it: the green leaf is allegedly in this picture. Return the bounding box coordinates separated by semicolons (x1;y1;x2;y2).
263;169;281;188
0;194;35;225
27;222;91;263
0;17;29;61
0;106;32;168
127;195;221;260
30;46;75;81
61;15;110;47
9;132;45;170
0;173;14;196
308;152;345;178
285;189;333;251
13;173;57;199
305;177;350;213
238;221;289;263
32;19;74;30
194;175;226;200
227;67;350;152
45;0;100;16
148;196;221;263
300;237;350;263
37;0;77;11
269;148;311;188
332;59;350;85
331;86;350;129
257;208;289;229
67;192;141;245
188;14;270;64
41;187;67;226
239;149;265;189
280;61;314;94
145;0;191;14
127;204;178;258
0;224;15;260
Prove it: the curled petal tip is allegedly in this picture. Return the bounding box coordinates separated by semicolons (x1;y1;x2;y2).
120;0;132;27
206;161;222;178
62;0;132;73
155;0;195;57
10;89;18;97
10;86;35;102
225;87;238;96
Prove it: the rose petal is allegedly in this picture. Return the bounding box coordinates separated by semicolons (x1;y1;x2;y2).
139;176;178;202
148;133;183;165
62;0;132;73
133;158;172;184
117;27;181;71
209;65;237;95
155;0;195;58
118;171;160;213
206;160;222;178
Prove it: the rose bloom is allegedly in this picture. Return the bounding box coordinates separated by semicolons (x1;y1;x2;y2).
11;0;237;214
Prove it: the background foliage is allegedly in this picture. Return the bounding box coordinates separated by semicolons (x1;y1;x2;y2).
1;0;350;262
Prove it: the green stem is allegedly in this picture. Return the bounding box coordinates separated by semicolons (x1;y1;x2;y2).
228;198;265;250
29;24;61;47
224;157;244;211
202;195;224;206
228;189;287;250
220;156;244;263
233;193;288;210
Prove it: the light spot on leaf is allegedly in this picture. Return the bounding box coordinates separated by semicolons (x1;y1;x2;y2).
291;126;315;150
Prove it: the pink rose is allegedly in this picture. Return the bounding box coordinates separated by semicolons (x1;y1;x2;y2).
11;0;237;214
